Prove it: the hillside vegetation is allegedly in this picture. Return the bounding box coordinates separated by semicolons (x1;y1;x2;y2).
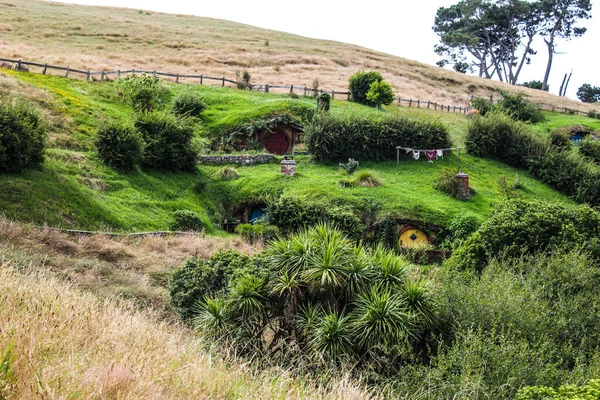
0;0;593;111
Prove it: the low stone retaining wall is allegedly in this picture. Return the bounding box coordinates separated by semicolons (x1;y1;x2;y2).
197;154;275;165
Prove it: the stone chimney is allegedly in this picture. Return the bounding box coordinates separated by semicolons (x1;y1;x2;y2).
281;156;296;176
456;171;471;200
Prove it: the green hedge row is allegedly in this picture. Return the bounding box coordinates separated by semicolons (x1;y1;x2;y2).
305;113;452;162
466;112;600;206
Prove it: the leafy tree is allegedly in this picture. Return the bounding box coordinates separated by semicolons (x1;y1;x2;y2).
366;80;395;111
348;70;383;106
520;80;548;91
576;83;600;103
539;0;592;91
433;0;540;85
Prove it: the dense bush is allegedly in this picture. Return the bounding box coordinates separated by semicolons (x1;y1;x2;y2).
171;210;204;232
518;380;600;399
440;213;479;249
348;70;383;106
171;90;207;118
548;130;572;151
470;97;494;116
116;73;170;112
182;225;438;368
95;121;144;171
579;137;600;164
305;113;451;162
168;250;269;319
497;90;545;123
235;223;264;243
433;169;461;199
268;195;363;238
135;112;197;171
466;112;600;205
0;100;47;173
446;199;600;272
366;80;395;110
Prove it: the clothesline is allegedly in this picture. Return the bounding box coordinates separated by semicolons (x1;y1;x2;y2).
395;145;460;152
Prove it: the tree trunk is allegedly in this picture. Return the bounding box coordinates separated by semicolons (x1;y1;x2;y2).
542;31;556;91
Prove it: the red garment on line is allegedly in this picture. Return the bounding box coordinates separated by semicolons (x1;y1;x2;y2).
425;150;436;163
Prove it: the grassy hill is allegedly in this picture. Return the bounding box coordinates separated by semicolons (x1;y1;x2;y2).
0;69;582;233
0;0;594;112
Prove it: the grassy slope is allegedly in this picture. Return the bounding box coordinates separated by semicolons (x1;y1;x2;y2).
0;0;593;111
0;70;578;231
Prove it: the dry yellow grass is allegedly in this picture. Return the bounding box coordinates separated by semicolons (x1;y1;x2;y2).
0;218;259;313
0;0;592;111
0;261;376;399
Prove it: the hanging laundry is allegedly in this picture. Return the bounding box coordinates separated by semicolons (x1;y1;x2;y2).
436;149;444;159
425;150;436;163
413;150;420;160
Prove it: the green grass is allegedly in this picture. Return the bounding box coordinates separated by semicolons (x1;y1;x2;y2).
0;71;582;232
529;111;600;139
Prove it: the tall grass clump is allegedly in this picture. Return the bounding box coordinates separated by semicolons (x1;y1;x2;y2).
95;121;144;171
0;99;47;173
305;113;451;162
116;73;170;112
579;136;600;164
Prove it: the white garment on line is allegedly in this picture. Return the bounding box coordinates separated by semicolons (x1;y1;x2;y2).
413;150;420;160
436;149;444;159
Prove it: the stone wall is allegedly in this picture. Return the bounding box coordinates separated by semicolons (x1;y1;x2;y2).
197;154;274;165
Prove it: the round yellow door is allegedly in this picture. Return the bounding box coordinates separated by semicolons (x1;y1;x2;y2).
399;228;429;248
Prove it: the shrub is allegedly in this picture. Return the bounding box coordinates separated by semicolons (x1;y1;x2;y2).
348;70;383;106
235;223;264;243
520;80;547;91
216;166;239;180
338;158;359;175
446;199;600;272
548;130;572;151
235;68;252;90
497;90;545;123
316;92;330;111
470;97;494;116
95;121;144;171
305;113;451;162
171;90;207;118
116;73;170;112
134;112;197;171
268;195;363;238
441;213;479;249
171;210;204;232
366;80;395;110
433;169;461;199
588;109;598;118
0;100;47;173
579;137;600;164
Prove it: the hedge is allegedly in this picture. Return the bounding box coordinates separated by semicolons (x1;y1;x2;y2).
305;113;451;162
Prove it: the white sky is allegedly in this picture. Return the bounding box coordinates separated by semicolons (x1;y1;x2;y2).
51;0;598;100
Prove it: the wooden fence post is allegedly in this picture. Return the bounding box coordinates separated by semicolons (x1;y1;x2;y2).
117;70;121;78
101;71;105;81
265;84;269;93
200;75;203;85
417;100;420;108
176;73;180;83
427;100;430;109
434;103;437;110
331;90;334;99
221;77;225;87
409;99;412;107
290;85;293;94
347;91;351;101
43;64;47;74
17;60;21;71
304;86;307;96
87;71;91;81
65;67;69;78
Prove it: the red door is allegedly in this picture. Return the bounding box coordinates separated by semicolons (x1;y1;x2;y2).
263;131;289;155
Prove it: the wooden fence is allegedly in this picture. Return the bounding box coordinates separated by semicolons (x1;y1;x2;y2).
0;57;590;116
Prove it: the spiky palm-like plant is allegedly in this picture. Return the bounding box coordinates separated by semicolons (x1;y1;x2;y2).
351;285;413;351
193;297;230;337
229;275;267;320
310;312;354;362
268;231;314;276
401;279;438;332
294;302;324;343
271;271;305;331
373;245;407;290
343;244;375;301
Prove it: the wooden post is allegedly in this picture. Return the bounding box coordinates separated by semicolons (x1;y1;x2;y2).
409;99;412;107
290;85;293;94
397;147;400;166
86;71;91;81
17;60;21;71
434;103;438;110
453;106;456;112
176;73;180;83
564;107;567;113
347;91;351;101
304;86;307;96
200;75;203;85
221;77;225;87
65;67;69;78
417;100;420;108
331;90;334;99
153;70;157;77
427;100;430;109
447;105;450;112
265;84;269;93
101;71;105;81
117;70;121;78
43;64;47;74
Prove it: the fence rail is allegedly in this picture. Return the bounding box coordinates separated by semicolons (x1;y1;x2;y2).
0;57;590;116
